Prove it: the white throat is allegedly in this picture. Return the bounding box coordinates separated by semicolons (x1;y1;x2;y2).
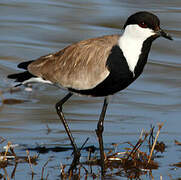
118;24;155;73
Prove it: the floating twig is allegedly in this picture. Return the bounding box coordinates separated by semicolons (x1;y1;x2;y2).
26;150;34;177
148;123;164;163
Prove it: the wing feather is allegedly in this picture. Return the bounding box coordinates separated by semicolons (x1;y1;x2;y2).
28;34;119;90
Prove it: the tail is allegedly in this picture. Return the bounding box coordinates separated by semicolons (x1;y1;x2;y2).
7;60;35;87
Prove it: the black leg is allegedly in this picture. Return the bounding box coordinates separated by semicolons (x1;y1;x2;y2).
55;93;80;172
95;97;109;176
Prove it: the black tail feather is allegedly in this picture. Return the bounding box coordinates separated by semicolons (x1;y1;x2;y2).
8;60;35;85
7;71;35;83
17;60;34;70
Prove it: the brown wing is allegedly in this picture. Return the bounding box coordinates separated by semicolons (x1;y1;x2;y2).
28;34;119;90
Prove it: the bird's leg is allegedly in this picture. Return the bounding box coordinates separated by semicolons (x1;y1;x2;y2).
55;93;80;172
95;97;109;176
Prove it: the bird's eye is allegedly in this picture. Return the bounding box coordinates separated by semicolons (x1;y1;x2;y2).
138;22;147;28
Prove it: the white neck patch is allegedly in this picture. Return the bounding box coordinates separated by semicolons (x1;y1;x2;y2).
118;24;155;73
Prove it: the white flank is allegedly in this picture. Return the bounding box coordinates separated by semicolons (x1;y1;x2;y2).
118;24;155;73
22;77;53;85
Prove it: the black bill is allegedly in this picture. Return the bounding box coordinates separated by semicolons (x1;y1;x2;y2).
157;29;173;40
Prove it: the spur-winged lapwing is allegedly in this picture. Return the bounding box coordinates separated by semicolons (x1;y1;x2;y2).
8;11;172;175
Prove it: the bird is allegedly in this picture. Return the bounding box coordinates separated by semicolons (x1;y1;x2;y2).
7;11;172;175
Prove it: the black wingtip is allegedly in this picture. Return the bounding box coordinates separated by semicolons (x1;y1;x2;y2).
17;60;34;70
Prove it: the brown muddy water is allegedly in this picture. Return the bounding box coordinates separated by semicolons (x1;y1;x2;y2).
0;0;181;179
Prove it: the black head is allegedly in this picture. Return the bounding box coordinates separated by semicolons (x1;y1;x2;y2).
123;11;172;40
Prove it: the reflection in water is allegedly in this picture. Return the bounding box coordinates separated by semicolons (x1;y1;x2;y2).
0;0;181;179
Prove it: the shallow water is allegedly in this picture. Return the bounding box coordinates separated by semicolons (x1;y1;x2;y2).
0;0;181;179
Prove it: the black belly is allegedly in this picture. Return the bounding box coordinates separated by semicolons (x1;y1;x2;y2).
69;71;134;97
